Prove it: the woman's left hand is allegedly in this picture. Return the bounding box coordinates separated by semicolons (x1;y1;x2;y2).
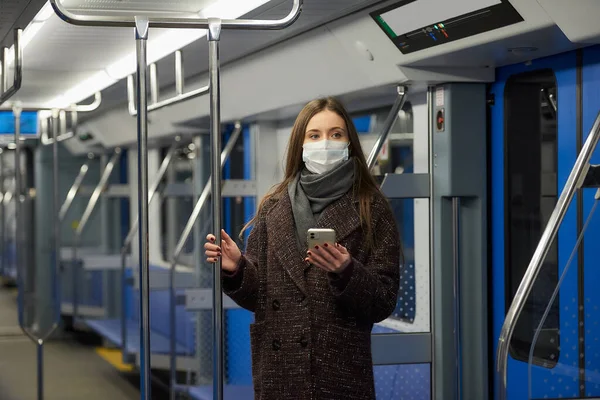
306;243;352;274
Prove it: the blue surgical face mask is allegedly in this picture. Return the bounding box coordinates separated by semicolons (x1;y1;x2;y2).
302;140;349;174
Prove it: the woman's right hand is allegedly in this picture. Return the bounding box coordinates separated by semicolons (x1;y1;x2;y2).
205;229;242;273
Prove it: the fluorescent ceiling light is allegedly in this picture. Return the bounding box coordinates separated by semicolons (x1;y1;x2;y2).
106;0;272;80
48;71;116;109
106;28;207;80
50;0;271;108
199;0;271;19
34;2;54;22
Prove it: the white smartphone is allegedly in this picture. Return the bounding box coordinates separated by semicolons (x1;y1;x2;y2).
307;228;336;248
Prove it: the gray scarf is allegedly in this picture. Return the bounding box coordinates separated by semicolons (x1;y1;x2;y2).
287;158;355;250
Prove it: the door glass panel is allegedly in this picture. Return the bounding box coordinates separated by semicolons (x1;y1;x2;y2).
504;70;560;365
373;197;430;334
529;193;600;399
374;364;431;400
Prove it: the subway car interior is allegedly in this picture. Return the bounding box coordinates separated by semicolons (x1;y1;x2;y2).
1;0;600;399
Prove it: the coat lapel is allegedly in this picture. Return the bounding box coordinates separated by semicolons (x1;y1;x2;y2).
266;191;362;296
266;192;308;296
316;192;361;244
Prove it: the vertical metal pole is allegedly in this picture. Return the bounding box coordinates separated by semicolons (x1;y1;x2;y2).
14;105;23;326
208;18;224;400
72;236;79;320
52;110;60;322
0;149;4;278
427;87;436;399
3;48;9;93
452;197;461;400
14;105;45;400
135;16;152;400
120;248;128;363
175;51;184;96
37;339;43;400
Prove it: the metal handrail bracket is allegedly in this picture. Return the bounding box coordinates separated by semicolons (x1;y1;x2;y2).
0;29;23;106
496;109;600;399
127;51;209;116
367;85;408;170
168;122;242;395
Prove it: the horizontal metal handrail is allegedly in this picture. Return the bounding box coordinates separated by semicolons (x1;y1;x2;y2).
496;108;600;399
1;92;102;112
0;29;22;106
367;85;408;170
50;0;302;30
127;51;209;116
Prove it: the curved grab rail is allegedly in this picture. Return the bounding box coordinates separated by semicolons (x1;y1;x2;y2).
496;109;600;399
0;29;23;106
39;93;102;145
366;85;408;170
68;92;102;113
50;0;303;30
127;51;209;116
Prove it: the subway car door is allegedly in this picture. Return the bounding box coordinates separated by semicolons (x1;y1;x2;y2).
491;51;582;399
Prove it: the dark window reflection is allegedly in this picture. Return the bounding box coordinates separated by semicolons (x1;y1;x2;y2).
504;69;560;366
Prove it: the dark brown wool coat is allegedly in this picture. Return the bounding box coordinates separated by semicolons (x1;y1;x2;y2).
223;190;400;400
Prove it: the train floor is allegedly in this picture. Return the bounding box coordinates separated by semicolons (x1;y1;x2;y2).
0;286;170;400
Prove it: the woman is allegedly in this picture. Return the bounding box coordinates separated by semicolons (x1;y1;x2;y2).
205;97;401;400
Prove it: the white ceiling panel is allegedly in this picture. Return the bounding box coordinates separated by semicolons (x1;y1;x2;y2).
23;20;134;71
60;0;217;14
2;0;385;110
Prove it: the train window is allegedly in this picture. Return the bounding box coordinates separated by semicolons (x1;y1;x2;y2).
504;69;560;366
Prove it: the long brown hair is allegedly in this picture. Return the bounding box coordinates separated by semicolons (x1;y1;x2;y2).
241;97;382;248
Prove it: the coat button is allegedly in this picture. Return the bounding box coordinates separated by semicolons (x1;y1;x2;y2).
272;339;281;351
300;336;309;348
272;299;280;310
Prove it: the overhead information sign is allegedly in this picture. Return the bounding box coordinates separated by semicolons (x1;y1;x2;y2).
371;0;522;54
376;0;501;38
0;111;39;135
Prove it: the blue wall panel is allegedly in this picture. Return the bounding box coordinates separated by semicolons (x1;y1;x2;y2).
582;46;600;397
491;50;579;399
225;125;253;385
